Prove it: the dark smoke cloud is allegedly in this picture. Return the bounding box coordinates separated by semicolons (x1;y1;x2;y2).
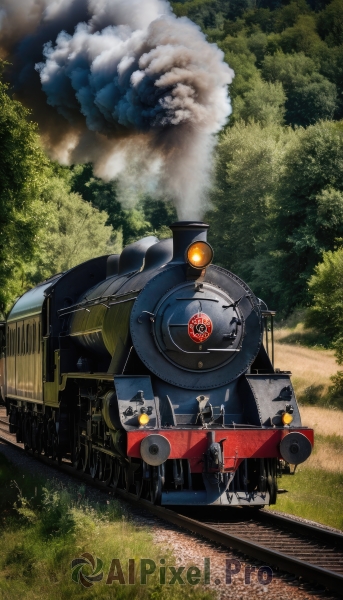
0;0;233;219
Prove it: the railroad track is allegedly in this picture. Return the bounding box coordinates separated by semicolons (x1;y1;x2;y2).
0;409;343;596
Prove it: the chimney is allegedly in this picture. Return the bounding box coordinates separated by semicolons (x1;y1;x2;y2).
169;221;209;263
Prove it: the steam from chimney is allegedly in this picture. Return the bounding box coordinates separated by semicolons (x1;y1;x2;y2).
0;0;233;219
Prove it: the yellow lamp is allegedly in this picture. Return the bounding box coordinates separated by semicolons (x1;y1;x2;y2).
187;242;213;269
282;412;293;425
138;412;150;426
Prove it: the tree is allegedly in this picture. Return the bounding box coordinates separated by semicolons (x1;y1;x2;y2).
221;42;285;126
23;177;122;286
306;247;343;344
317;0;343;47
246;31;269;66
0;71;49;315
320;44;343;119
70;164;148;245
304;247;343;407
206;121;288;288
235;78;285;125
6;175;122;311
70;163;177;244
264;121;343;312
273;0;310;33
278;15;324;56
140;196;177;238
223;48;260;105
262;52;337;126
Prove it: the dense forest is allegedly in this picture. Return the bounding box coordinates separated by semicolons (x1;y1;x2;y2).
1;0;343;376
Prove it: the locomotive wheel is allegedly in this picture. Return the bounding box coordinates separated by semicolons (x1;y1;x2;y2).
24;415;32;451
98;453;107;482
81;442;89;473
31;419;37;452
15;414;22;444
36;423;42;455
151;465;163;505
138;461;151;500
123;466;130;493
52;431;62;464
41;420;48;455
111;459;122;492
45;420;55;459
72;444;82;469
146;464;163;505
89;447;100;479
266;459;277;504
259;459;267;493
103;454;113;487
134;462;145;498
71;428;82;469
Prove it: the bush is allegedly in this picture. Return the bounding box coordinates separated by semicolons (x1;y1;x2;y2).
306;248;343;345
328;370;343;410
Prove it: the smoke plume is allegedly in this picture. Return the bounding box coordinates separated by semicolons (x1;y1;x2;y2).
0;0;233;219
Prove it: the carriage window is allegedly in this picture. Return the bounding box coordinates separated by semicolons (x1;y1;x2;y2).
17;328;20;355
26;324;30;354
38;322;41;354
22;324;25;355
33;323;36;354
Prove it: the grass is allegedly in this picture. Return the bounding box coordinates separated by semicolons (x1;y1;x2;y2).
274;340;338;406
270;407;343;528
274;308;331;349
271;467;343;530
0;453;212;600
273;310;342;407
300;405;343;436
298;407;343;474
302;432;343;474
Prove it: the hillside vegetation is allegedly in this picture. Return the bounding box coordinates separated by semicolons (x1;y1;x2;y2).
2;0;343;394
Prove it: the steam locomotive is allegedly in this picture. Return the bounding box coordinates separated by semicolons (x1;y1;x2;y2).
0;222;313;505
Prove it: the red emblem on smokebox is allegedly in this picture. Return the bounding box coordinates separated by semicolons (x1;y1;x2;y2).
188;312;213;343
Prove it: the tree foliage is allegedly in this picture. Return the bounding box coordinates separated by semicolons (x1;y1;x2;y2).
302;240;343;408
70;163;177;245
208;119;343;313
3;0;343;330
269;121;343;311
0;75;123;315
0;74;49;313
207;121;289;284
262;52;337;126
172;0;343;125
25;177;122;286
306;248;343;368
